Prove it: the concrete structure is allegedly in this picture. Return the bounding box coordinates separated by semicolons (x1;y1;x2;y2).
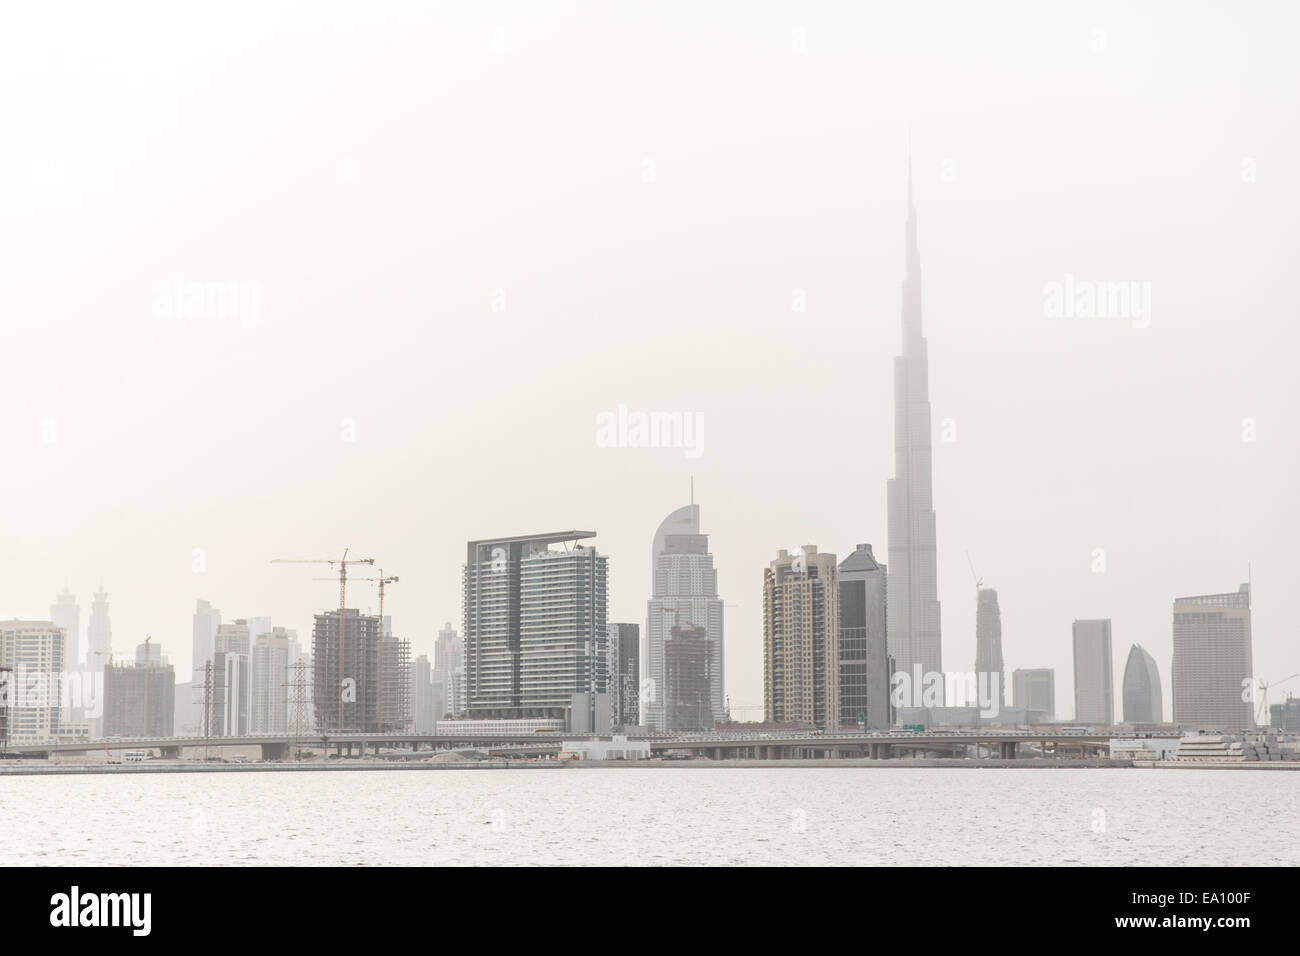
378;632;412;733
50;589;80;678
763;546;839;731
1172;584;1253;730
312;609;383;732
1072;619;1113;724
1270;697;1300;732
1012;668;1055;720
608;622;640;728
1122;644;1163;724
103;657;175;737
1174;732;1290;762
837;544;890;731
0;621;66;742
1110;737;1180;761
463;531;606;720
974;588;1005;713
560;735;650;760
643;504;724;732
886;162;943;693
251;628;291;733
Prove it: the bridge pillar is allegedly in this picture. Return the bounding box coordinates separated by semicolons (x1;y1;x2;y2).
261;742;288;761
160;746;181;759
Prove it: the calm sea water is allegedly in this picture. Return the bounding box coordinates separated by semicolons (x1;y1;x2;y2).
3;767;1296;866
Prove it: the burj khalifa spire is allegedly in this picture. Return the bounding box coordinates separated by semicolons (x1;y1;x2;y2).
886;150;943;696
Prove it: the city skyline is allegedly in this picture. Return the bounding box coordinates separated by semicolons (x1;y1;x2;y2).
3;5;1296;726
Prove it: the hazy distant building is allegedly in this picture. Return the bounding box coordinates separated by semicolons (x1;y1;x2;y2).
886;164;943;694
433;622;461;719
50;589;80;676
192;600;221;679
1012;668;1055;720
608;622;640;728
86;586;112;669
1122;644;1163;724
838;544;890;731
312;609;382;732
643;504;724;732
1172;584;1253;729
974;588;1005;713
762;546;839;731
664;621;713;732
411;654;435;733
215;620;251;656
245;616;272;643
0;621;66;742
1270;697;1300;732
378;632;412;733
103;655;174;738
1072;619;1114;724
462;531;607;720
251;628;291;733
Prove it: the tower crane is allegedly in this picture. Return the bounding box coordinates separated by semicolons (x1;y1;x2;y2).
273;549;375;731
1255;673;1299;726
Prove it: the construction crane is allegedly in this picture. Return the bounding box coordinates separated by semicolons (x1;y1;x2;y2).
273;549;375;731
1255;673;1299;725
965;550;982;597
319;570;398;733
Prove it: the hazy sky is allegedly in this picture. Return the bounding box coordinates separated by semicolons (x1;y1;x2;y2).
2;1;1297;721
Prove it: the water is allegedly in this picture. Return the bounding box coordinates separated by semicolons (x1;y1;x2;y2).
3;767;1296;866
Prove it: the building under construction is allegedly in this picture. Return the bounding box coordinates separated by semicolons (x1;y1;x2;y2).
313;609;410;733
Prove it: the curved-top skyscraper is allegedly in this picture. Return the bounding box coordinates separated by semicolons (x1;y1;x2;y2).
643;502;724;731
886;159;943;691
1122;643;1163;724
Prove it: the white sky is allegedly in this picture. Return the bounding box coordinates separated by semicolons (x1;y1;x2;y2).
2;0;1297;721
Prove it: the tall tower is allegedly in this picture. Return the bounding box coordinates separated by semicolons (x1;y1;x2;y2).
86;586;112;668
50;588;80;676
643;504;724;732
886;154;943;688
974;588;1005;711
1172;584;1253;729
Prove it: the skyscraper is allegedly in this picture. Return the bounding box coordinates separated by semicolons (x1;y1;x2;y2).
192;599;221;694
432;622;461;719
1072;619;1114;724
1012;668;1055;719
886;160;942;691
608;622;640;728
762;546;839;730
86;586;112;668
1172;584;1253;730
1122;644;1163;724
251;628;291;733
462;531;606;720
643;504;724;732
974;588;1005;712
411;654;435;733
0;621;66;742
664;620;713;732
50;589;80;676
104;652;175;738
837;544;890;731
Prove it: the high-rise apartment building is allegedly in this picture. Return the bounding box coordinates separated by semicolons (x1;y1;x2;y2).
886;163;943;691
1072;619;1114;724
762;546;839;730
664;621;713;732
251;628;291;733
1122;644;1163;724
1172;584;1253;729
411;654;435;733
608;622;640;728
211;649;249;737
0;621;66;742
838;544;890;731
312;609;383;732
643;504;724;731
462;531;607;720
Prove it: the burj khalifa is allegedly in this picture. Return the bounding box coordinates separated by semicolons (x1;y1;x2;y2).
886;157;943;692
